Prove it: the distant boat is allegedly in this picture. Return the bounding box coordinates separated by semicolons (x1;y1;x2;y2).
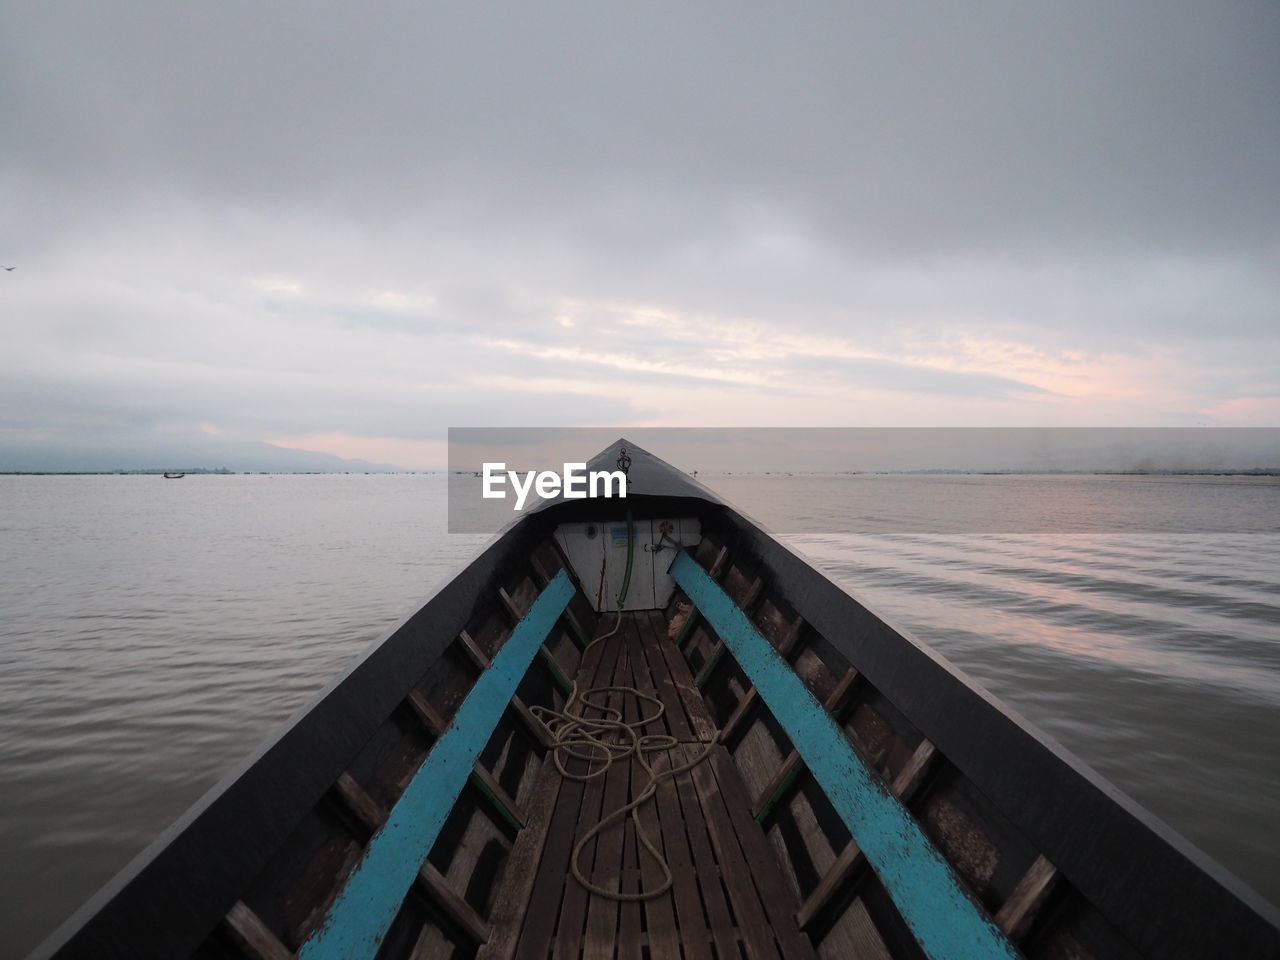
32;440;1280;960
162;472;185;479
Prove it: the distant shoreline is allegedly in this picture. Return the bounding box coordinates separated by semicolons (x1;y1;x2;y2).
704;469;1280;477
3;469;1276;478
0;470;433;476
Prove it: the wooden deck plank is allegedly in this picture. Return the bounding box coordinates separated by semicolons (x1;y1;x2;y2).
671;743;740;960
617;805;643;960
638;611;696;742
474;762;564;960
552;621;629;959
622;617;674;743
550;771;610;960
651;616;717;742
512;617;619;960
579;752;634;958
708;747;818;959
625;614;674;741
618;638;682;960
652;770;714;960
616;640;645;960
635;783;681;959
513;773;584;959
513;743;586;959
631;616;724;957
576;635;638;959
688;745;783;959
637;613;735;955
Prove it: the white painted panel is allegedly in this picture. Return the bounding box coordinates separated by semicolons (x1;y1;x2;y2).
554;518;700;612
650;518;701;608
554;522;605;610
604;519;653;610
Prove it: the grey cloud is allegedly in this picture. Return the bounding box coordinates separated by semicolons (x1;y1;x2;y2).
503;349;811;397
0;270;645;447
1;1;1277;466
0;368;644;449
3;1;1277;258
782;354;1050;399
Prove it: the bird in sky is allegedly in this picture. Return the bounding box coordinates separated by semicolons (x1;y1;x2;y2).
1;266;14;272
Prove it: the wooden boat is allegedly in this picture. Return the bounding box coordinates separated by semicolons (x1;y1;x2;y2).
163;472;185;479
33;440;1280;960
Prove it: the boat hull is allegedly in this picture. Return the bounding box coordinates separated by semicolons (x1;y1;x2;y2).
31;441;1280;960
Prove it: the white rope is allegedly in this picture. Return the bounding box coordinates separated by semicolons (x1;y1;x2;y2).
530;611;714;901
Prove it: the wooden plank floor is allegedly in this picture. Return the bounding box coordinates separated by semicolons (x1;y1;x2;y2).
504;611;817;960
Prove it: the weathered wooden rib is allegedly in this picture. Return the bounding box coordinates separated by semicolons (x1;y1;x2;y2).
30;439;1280;960
456;630;552;751
718;612;807;746
403;690;527;831
672;545;728;649
795;738;939;931
752;666;860;822
330;773;491;945
222;902;290;960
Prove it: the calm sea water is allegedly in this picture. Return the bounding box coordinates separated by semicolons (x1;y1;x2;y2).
1;473;1277;955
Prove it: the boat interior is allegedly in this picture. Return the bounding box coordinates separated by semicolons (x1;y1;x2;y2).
190;522;1116;960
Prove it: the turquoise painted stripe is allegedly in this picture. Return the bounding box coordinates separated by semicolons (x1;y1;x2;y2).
299;568;576;960
670;552;1018;960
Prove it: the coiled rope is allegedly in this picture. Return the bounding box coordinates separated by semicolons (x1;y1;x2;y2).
530;510;713;901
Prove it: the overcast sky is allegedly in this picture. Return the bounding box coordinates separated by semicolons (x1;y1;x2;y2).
2;1;1277;469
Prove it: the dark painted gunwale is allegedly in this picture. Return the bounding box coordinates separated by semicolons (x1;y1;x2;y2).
30;439;1280;960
